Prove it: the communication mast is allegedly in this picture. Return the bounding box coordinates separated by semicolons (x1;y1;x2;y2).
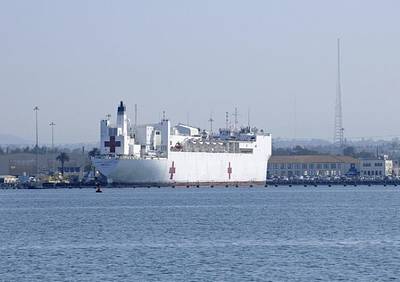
334;38;345;147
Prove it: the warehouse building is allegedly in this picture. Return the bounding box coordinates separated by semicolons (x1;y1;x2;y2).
267;155;359;178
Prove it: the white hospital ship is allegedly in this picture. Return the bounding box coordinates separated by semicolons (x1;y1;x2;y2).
93;101;272;185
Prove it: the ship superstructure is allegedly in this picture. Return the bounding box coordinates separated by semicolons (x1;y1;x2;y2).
93;101;272;185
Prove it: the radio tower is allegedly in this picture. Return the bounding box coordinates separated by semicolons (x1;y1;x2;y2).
334;38;344;147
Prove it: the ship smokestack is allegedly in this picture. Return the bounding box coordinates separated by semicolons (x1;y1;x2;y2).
117;101;127;136
118;101;126;114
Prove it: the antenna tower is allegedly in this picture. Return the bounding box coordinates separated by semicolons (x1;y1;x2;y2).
334;38;344;147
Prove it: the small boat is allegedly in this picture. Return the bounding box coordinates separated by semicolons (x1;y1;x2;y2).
95;184;102;193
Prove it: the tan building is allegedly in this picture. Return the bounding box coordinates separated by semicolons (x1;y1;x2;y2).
268;155;359;178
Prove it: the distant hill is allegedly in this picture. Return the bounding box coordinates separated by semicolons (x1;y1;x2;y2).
0;134;99;150
0;134;33;145
273;138;331;148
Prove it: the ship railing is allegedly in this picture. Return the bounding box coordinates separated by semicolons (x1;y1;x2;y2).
96;154;167;160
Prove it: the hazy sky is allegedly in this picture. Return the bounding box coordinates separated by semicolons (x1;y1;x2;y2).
1;0;399;144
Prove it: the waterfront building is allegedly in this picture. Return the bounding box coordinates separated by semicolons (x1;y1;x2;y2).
267;155;359;178
0;152;89;178
0;175;18;184
359;156;393;178
392;160;400;177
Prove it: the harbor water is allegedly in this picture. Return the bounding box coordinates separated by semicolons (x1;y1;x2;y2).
1;186;399;281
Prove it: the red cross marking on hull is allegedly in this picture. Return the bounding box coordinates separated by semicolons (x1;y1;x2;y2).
104;136;121;153
227;162;232;179
169;161;176;180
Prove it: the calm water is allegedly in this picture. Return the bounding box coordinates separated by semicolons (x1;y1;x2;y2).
1;186;400;281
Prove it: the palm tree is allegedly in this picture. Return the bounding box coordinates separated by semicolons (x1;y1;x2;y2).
88;147;101;158
56;152;70;176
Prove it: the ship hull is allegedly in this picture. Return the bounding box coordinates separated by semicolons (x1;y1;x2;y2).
93;151;271;185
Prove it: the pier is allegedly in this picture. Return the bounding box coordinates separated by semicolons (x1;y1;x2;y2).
2;179;400;189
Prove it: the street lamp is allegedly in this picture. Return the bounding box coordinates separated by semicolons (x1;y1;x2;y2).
49;122;55;151
34;106;39;148
49;122;56;174
33;106;39;176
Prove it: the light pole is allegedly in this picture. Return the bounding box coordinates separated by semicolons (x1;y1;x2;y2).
33;106;39;176
49;122;55;173
49;122;55;151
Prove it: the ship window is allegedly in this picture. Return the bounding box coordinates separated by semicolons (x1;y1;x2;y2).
156;131;160;135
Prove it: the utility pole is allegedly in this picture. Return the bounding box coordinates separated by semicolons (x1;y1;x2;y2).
34;106;39;176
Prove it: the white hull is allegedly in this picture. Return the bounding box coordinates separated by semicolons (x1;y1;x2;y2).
94;151;271;185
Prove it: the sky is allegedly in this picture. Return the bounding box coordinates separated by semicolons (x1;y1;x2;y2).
0;0;399;144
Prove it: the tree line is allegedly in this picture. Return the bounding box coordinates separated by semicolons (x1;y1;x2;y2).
0;146;97;155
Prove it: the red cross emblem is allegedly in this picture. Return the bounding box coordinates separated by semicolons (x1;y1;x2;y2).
169;161;176;180
227;162;232;179
104;136;121;153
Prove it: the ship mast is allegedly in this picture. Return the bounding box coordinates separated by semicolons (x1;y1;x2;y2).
233;107;238;131
134;104;137;129
225;112;229;130
208;112;214;135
